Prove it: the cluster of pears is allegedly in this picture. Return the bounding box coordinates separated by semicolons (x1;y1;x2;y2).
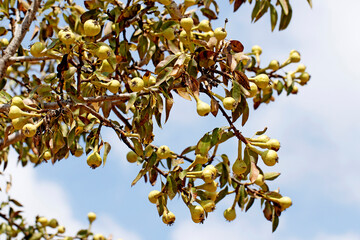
247;135;280;166
148;190;176;225
126;144;173;164
8;97;43;137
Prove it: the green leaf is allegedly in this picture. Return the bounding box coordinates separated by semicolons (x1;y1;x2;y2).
255;127;267;135
155;54;178;75
166;175;177;200
251;0;261;22
254;1;270;23
272;208;279;232
245;197;255;212
125;93;137;112
130;138;143;157
278;0;289;15
200;8;218;20
269;4;278;31
264;172;281;181
131;168;147;186
241;103;249;126
137;35;149;60
238;184;247;210
180;145;196;156
231;80;242;102
279;5;293;31
179;170;187;180
195;133;212;156
215;186;228;204
102;142;111;166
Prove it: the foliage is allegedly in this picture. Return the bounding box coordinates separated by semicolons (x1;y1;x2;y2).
0;0;312;238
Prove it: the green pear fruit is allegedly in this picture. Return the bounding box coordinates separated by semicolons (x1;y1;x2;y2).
223;207;236;221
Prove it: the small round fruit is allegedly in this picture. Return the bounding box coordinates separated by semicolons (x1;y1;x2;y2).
84;19;101;37
87;151;102;169
278;196;292;210
299;72;310;85
129;77;144;92
289;50;301;63
232;159;247;175
198;19;211;32
253;74;270;89
107;80;120;94
162;211;176;225
251;45;262;55
96;45;112;60
0;38;9;47
248;82;258;97
99;60;114;73
43;150;52;160
222;97;236;110
180;18;194;32
148;75;157;86
22;123;38;137
254;174;264;186
88;212;96;223
296;64;306;72
223;207;236;221
291;85;298;94
126;151;138;163
261;150;278;166
162;28;175;41
189;205;205;223
148;190;161;204
59;30;75;45
267;139;280;151
199;200;216;212
57;225;65;234
30;42;45;57
93;234;105;240
38;217;48;227
214;27;227;41
156;145;171;159
48;219;58;228
196;99;211;116
268;60;279;71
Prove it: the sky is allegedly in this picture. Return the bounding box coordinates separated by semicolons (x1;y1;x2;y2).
2;0;360;239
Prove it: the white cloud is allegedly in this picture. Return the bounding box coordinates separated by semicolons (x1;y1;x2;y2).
2;152;142;240
92;214;142;240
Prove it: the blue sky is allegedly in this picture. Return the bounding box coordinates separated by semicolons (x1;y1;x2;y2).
4;0;360;239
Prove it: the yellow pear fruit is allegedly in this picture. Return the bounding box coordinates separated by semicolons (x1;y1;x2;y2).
156;145;171;159
162;211;176;225
87;151;102;169
129;77;144;92
180;18;194;32
88;212;96;223
30;42;45;57
198;19;211;32
84;19;101;37
214;27;227;41
222;97;236;110
162;28;175;41
223;207;236;221
148;190;161;204
126;151;138;163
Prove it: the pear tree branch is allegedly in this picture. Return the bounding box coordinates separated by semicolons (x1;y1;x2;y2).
0;0;41;80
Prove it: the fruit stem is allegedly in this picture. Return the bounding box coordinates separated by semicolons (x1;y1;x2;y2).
209;91;224;101
280;58;291;68
246;143;263;156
